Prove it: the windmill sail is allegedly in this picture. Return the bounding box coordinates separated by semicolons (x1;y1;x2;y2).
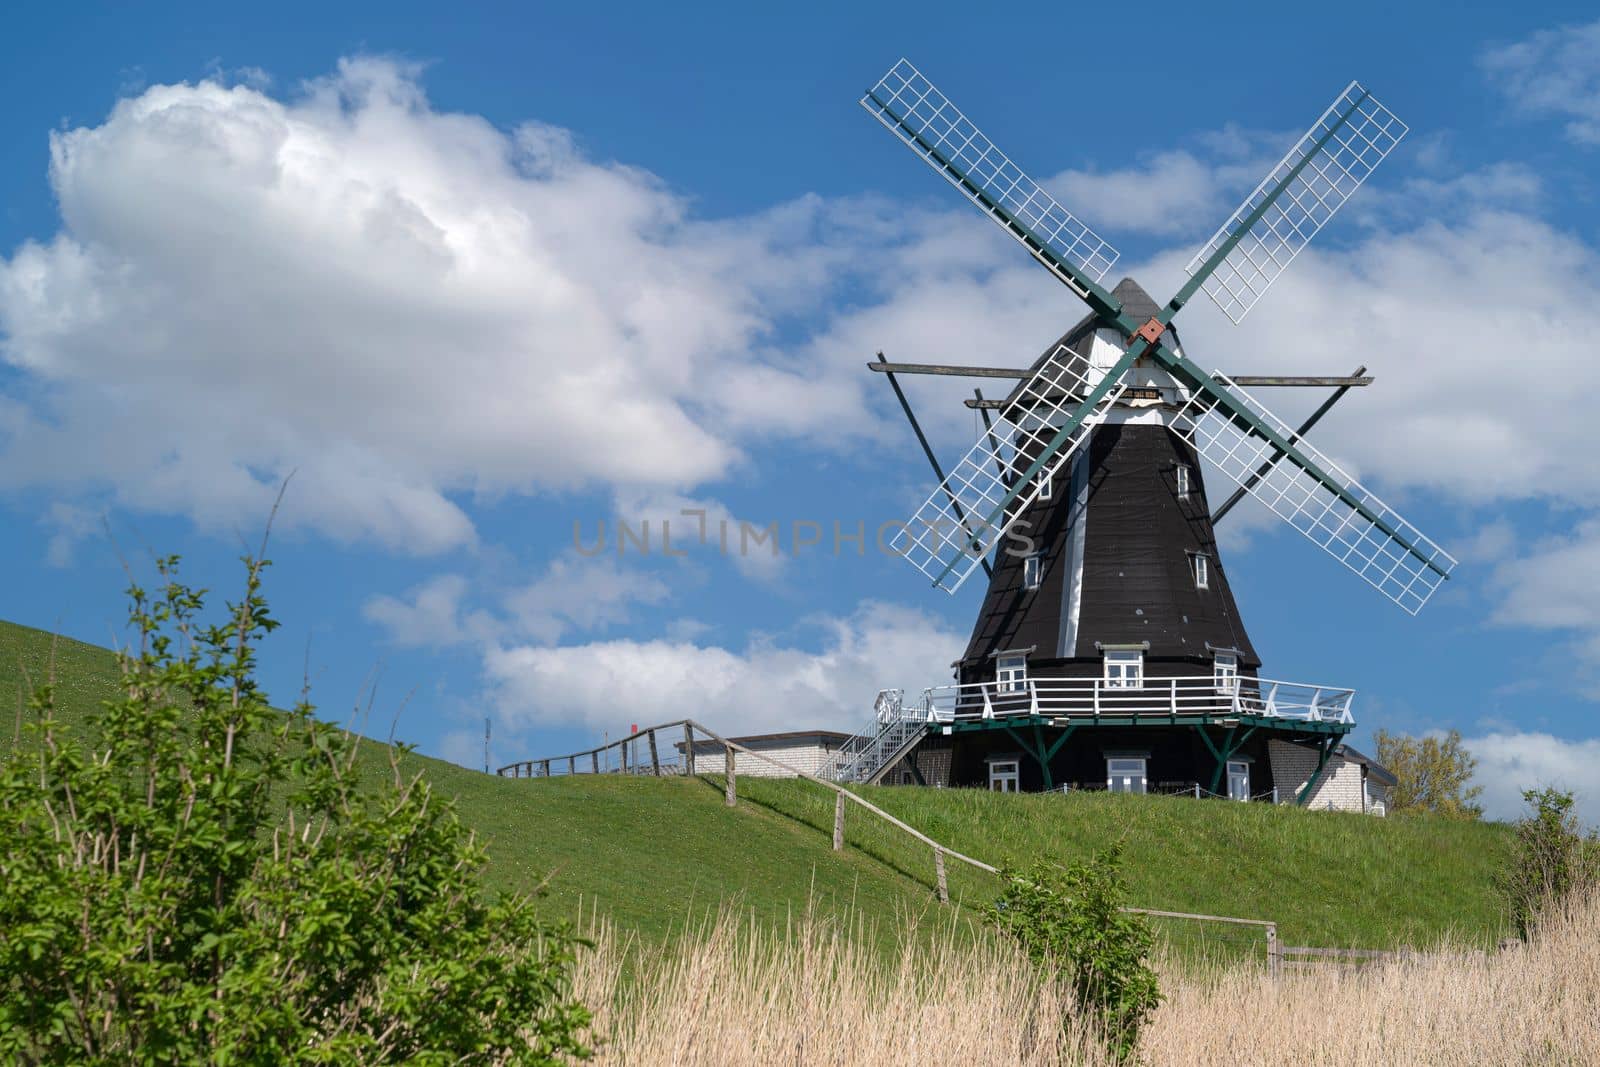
1184;82;1407;324
893;344;1125;593
860;59;1119;297
1171;374;1456;614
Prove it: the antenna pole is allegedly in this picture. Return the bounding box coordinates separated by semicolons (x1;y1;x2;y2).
1211;366;1367;526
484;717;490;774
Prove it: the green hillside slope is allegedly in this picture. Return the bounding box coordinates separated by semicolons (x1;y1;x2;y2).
3;618;1513;953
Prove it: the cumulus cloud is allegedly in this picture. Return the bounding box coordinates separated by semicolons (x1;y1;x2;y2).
1466;730;1600;825
0;57;1121;553
365;555;670;648
482;600;963;737
1482;18;1600;145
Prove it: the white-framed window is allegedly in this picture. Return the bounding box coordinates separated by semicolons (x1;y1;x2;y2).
988;759;1020;793
1039;472;1053;500
1023;554;1042;591
1192;553;1210;590
1107;757;1147;794
1213;652;1238;695
1227;760;1250;801
996;652;1028;694
1103;650;1143;688
1176;465;1191;498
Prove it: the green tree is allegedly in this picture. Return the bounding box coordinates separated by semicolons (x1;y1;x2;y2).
988;847;1160;1063
1496;787;1599;939
1373;728;1483;819
0;553;590;1064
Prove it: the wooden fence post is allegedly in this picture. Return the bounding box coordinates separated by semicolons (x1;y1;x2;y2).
591;750;600;775
833;793;846;851
648;729;661;777
541;759;550;778
684;723;696;777
725;746;736;807
1267;923;1281;979
621;740;630;775
569;756;576;775
934;846;949;904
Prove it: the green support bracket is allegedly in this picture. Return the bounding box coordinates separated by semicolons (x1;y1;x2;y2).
999;722;1077;792
1295;736;1337;806
1196;724;1259;795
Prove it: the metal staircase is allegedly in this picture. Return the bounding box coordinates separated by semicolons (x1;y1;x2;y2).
833;690;929;784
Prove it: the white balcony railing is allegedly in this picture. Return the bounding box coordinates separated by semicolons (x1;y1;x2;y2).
918;675;1354;726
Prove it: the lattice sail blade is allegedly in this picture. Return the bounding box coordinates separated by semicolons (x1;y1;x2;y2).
1174;374;1456;614
893;346;1126;594
861;59;1119;295
1186;82;1407;324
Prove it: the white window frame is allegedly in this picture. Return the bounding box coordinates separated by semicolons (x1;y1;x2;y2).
1192;553;1210;590
1176;464;1191;498
1107;757;1147;795
1103;650;1143;689
988;759;1020;793
1213;652;1238;695
1039;471;1053;500
1227;759;1250;801
1023;553;1042;591
996;652;1028;694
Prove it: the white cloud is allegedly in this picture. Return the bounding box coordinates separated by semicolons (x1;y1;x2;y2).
1482;19;1600;145
1491;519;1600;632
482;599;962;737
362;573;486;648
1466;730;1600;826
503;555;670;643
1047;132;1283;239
365;555;670;648
0;58;924;552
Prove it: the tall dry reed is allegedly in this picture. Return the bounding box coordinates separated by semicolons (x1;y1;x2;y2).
567;893;1600;1066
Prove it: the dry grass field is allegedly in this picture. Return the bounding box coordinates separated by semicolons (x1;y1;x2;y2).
571;891;1600;1066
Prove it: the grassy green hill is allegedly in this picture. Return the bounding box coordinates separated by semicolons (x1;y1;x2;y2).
3;617;1513;954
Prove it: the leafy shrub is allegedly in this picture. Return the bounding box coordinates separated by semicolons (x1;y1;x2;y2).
1497;787;1599;939
988;847;1160;1062
0;554;590;1064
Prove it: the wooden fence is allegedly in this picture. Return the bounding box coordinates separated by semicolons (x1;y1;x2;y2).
499;718;1437;974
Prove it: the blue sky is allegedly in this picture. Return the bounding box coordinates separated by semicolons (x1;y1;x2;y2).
5;1;1600;820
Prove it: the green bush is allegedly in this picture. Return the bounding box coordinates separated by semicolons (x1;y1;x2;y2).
1497;787;1600;940
988;847;1160;1062
0;554;590;1064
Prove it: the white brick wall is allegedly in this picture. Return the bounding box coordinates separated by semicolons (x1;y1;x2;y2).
1268;740;1372;814
689;739;846;778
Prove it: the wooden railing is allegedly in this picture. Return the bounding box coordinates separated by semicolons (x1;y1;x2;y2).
497;717;1455;974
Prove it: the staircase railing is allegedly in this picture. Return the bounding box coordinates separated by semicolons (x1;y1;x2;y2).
833;689;928;784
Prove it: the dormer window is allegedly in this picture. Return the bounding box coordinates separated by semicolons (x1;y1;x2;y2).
1191;552;1210;590
996;652;1028;694
1104;650;1143;688
1214;652;1238;695
1176;465;1191;498
1023;554;1042;591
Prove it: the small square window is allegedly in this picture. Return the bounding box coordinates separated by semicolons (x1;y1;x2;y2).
1107;757;1147;794
1104;650;1143;688
1039;472;1053;500
1023;554;1042;591
996;653;1027;694
1192;553;1210;590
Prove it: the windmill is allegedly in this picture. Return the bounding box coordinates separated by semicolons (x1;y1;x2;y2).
835;61;1454;809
